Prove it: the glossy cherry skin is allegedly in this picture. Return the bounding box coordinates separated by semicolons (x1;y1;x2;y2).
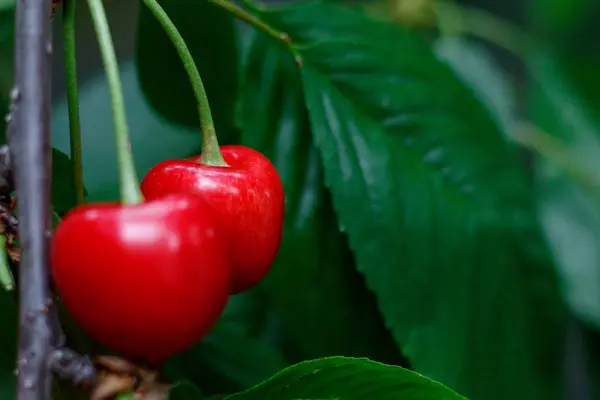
141;145;285;294
50;194;232;366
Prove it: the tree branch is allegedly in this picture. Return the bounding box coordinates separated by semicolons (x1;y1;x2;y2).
10;0;55;398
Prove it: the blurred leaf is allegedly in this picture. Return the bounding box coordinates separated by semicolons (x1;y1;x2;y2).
224;357;467;400
252;1;564;398
166;323;288;397
135;0;238;142
51;61;202;202
529;0;600;109
0;0;13;11
532;0;596;37
434;37;515;137
0;290;16;398
211;289;271;338
237;34;402;364
529;53;600;330
169;380;204;399
584;326;600;397
164;292;288;397
0;6;12;38
531;30;600;125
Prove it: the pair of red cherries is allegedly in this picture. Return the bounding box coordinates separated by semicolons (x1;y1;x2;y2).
50;146;285;367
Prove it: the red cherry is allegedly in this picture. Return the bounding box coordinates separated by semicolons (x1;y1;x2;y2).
140;145;285;294
50;194;232;366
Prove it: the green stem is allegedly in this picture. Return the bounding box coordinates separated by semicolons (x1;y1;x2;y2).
512;122;600;205
208;0;302;65
142;0;228;167
0;236;14;292
62;0;85;206
434;0;462;38
86;0;143;204
434;1;534;59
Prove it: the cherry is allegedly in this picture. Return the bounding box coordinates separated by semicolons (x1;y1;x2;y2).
140;145;285;294
50;193;232;366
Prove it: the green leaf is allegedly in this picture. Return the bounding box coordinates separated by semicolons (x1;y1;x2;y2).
223;357;467;400
135;0;238;141
169;380;204;399
434;37;515;138
0;290;16;398
237;35;402;364
252;2;564;398
0;0;13;12
168;324;287;395
529;53;600;330
532;0;595;37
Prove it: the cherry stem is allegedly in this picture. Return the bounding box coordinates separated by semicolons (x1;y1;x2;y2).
208;0;302;63
86;0;143;205
141;0;228;167
62;0;85;206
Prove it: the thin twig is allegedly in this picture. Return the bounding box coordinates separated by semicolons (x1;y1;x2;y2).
208;0;302;65
48;348;97;389
10;0;55;399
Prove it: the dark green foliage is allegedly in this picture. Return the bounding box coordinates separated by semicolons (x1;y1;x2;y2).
3;0;600;398
241;2;564;398
223;357;467;400
237;33;404;365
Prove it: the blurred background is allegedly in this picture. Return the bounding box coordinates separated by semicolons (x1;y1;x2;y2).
2;0;600;399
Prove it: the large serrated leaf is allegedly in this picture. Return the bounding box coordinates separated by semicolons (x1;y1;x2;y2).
237;34;402;364
135;0;238;141
223;357;467;400
434;37;516;138
249;1;564;398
